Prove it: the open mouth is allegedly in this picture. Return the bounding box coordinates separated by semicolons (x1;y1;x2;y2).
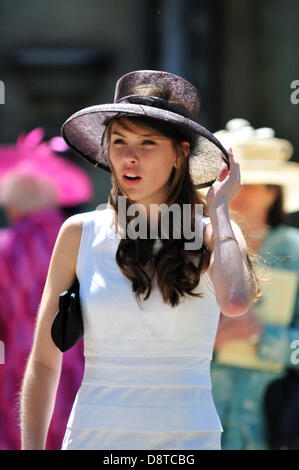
123;175;142;185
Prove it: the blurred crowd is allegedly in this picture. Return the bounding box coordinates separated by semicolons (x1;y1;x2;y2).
0;120;298;450
210;119;299;450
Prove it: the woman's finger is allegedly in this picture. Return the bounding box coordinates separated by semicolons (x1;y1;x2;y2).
228;148;238;166
227;148;241;180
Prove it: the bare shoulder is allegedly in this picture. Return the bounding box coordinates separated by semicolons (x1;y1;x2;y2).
42;211;87;296
53;213;85;261
59;213;84;242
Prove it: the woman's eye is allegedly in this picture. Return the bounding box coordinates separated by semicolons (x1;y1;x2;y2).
113;139;125;145
142;140;155;145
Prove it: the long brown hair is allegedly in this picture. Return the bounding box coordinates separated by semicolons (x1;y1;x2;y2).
99;116;260;307
267;185;286;228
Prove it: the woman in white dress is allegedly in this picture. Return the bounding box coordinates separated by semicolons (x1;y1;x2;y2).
20;70;260;450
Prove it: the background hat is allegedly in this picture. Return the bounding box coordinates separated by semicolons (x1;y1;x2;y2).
212;118;299;213
0;128;93;206
61;70;229;189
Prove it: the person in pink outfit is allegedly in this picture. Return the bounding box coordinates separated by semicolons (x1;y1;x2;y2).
0;129;93;449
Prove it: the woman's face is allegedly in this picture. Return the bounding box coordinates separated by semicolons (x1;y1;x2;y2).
108;119;189;209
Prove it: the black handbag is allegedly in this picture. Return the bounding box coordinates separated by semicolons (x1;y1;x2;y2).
51;277;84;352
263;368;299;449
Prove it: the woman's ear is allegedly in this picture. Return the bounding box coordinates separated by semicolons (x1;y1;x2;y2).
173;141;190;168
181;141;190;158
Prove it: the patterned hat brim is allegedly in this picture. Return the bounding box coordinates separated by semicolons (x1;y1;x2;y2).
62;103;229;188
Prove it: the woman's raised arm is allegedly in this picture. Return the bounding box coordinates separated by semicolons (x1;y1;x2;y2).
20;215;83;449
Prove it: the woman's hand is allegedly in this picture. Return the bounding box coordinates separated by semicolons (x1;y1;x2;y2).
206;148;242;209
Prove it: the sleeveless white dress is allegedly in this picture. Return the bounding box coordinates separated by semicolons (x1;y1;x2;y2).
61;208;223;450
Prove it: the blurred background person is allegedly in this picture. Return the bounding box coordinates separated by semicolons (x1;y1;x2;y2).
210;119;299;449
0;128;93;449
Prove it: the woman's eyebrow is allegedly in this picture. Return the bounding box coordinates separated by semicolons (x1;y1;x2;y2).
111;130;163;138
111;131;125;136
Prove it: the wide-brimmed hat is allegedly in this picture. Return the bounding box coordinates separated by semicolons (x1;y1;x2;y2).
0;128;93;206
212;119;299;213
61;70;229;189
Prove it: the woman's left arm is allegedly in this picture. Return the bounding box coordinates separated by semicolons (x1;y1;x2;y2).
208;209;258;317
205;149;258;317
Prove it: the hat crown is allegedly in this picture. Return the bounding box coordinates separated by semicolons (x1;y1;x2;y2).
114;70;201;121
214;119;293;162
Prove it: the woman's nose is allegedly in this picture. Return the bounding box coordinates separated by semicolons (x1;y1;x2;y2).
123;146;138;162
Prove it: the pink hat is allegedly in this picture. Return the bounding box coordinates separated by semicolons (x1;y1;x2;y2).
0;128;93;206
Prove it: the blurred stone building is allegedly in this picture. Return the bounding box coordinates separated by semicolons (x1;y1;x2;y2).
0;0;298;224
